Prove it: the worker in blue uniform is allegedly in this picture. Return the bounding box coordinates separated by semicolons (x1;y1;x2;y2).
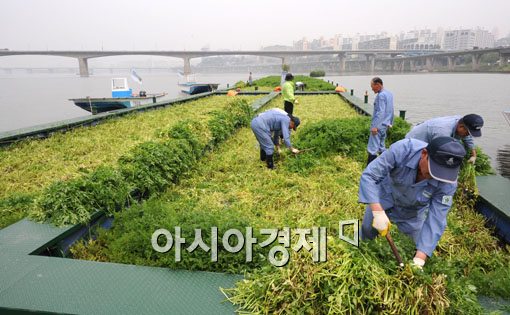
405;114;484;164
367;77;394;165
358;136;466;269
251;108;300;169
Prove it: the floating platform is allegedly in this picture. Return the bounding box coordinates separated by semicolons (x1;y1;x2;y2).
1;87;509;313
0;219;240;314
0;90;281;314
0;92;215;147
476;175;510;243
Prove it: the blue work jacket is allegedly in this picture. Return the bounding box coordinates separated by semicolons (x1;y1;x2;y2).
358;138;457;256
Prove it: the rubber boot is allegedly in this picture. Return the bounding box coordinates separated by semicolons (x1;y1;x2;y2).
260;149;266;162
367;154;378;166
266;154;274;169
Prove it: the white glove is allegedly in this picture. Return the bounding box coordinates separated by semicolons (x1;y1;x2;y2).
276;145;282;155
468;156;476;164
372;211;391;236
412;257;425;270
291;148;300;154
294;98;299;105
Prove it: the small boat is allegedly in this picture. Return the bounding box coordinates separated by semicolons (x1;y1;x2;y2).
70;77;166;114
178;72;219;95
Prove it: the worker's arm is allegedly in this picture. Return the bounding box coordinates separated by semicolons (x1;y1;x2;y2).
358;144;399;205
371;94;387;132
280;120;292;148
463;135;475;151
272;130;280;146
468;148;477;164
360;142;409;236
462;135;477;163
415;184;457;259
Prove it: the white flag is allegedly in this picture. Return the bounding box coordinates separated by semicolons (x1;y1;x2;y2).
131;69;142;84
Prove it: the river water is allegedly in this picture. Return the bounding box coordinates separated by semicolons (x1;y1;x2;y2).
325;73;510;171
0;72;509;171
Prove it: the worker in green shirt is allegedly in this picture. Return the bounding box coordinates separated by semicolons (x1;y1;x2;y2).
282;73;298;115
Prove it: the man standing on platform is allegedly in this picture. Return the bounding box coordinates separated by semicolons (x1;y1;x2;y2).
367;77;394;165
282;73;298;115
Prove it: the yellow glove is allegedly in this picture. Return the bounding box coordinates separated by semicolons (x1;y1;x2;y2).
372;211;391;237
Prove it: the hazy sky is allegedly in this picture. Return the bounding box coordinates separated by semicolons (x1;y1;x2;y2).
1;0;509;51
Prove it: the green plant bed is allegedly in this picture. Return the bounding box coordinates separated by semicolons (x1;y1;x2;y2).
0;193;35;228
0;95;261;202
71;93;510;313
30;99;254;226
71;95;359;266
0;96;261;229
310;69;326;77
252;75;335;91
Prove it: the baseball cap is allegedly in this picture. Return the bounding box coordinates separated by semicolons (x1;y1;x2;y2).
427;137;466;183
285;73;294;81
290;115;300;130
461;114;484;137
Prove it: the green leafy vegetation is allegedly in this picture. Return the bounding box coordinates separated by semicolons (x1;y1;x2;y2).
0;95;261;228
32;166;131;226
292;117;371;162
0;95;261;201
251;75;335;91
386;117;412;145
3;75;509;313
310;69;326;77
30;99;253;226
234;80;246;88
71;91;510;313
0;193;35;228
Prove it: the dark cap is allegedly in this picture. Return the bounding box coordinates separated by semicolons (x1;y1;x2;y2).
427;136;466;183
285;73;294;81
290;115;300;130
461;114;484;137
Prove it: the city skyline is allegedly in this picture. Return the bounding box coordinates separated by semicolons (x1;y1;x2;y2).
1;0;509;52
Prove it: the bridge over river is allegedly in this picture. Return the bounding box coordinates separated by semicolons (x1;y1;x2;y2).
1;48;509;76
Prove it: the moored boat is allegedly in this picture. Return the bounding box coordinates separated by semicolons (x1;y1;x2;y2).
180;83;220;95
178;72;219;95
70;77;166;114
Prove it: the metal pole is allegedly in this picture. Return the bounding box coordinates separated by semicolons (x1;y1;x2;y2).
386;233;404;267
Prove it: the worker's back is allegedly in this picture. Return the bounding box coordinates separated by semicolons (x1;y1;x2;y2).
256;108;290;131
406;115;461;143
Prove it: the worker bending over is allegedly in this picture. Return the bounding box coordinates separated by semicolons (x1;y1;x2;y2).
406;114;484;164
358;136;466;269
251;108;300;169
